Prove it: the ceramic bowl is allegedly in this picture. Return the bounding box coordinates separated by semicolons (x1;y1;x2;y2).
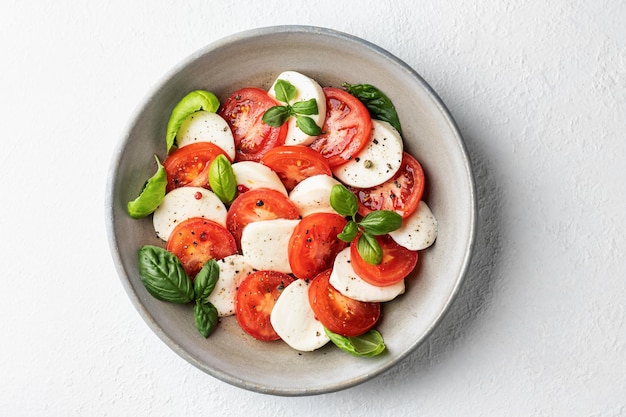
106;25;476;396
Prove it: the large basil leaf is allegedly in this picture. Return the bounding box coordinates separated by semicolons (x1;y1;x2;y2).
208;154;237;204
343;83;402;135
165;90;220;154
137;245;194;303
359;210;403;236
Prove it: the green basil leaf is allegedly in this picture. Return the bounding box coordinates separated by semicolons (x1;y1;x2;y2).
194;300;218;338
291;98;319;115
325;328;386;357
337;220;359;242
329;184;358;218
262;105;291;127
208;154;237;204
343;83;402;135
127;155;167;219
193;259;220;301
273;79;297;103
166;90;220;153
138;245;194;303
295;115;323;136
359;210;403;235
357;232;383;265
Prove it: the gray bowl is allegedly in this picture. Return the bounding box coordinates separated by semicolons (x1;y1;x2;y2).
106;25;476;396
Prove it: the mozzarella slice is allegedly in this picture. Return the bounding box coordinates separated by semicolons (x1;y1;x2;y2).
206;255;253;317
268;71;326;146
152;187;227;241
288;174;340;217
389;200;438;250
232;161;287;196
332;120;404;188
240;219;300;273
329;247;405;303
176;110;236;160
270;280;330;351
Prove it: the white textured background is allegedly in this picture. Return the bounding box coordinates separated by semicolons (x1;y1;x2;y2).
2;1;625;416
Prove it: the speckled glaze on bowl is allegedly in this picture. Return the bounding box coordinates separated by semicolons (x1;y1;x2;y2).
106;25;476;396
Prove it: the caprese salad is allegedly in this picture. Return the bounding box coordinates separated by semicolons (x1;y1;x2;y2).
127;71;438;357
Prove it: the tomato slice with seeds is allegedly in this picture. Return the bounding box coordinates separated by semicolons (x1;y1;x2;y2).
350;151;425;219
226;188;300;249
260;145;332;191
218;87;287;162
235;270;295;341
163;141;229;192
308;269;380;337
309;87;372;167
165;217;237;278
288;212;348;280
350;234;418;287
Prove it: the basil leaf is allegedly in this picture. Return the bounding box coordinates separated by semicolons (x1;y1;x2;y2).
193;259;220;301
359;210;403;235
325;328;386;357
208;154;237;204
273;79;297;103
295;115;322;136
343;83;402;135
138;245;194;303
291;98;319;115
127;155;167;219
338;220;359;242
262;105;291;127
329;184;358;217
166;90;220;153
194;300;218;337
357;232;383;265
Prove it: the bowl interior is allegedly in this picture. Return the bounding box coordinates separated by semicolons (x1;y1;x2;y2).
106;26;475;396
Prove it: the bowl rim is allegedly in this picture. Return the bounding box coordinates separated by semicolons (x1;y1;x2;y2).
105;24;477;396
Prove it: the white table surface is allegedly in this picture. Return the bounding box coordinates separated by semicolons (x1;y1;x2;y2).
2;1;625;415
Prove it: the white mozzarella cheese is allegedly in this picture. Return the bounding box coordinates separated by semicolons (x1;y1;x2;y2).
152;187;227;241
270;280;330;351
332;120;404;188
206;255;253;317
268;71;326;146
232;161;288;196
288;174;340;217
176;110;236;160
240;219;300;273
329;247;405;303
389;200;438;250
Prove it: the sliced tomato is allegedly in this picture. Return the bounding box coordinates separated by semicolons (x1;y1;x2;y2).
162;141;229;192
226;188;300;249
218;87;287;162
350;152;425;219
308;269;380;337
166;217;237;278
288;213;348;280
235;270;295;341
260;146;332;191
351;234;418;287
309;87;372;167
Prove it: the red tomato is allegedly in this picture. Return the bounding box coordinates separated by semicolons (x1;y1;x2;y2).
309;87;372;167
226;188;300;249
288;213;348;280
165;217;237;278
218;87;287;162
162;142;229;192
350;152;425;219
260;146;332;191
308;269;380;337
350;234;418;287
235;270;295;341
